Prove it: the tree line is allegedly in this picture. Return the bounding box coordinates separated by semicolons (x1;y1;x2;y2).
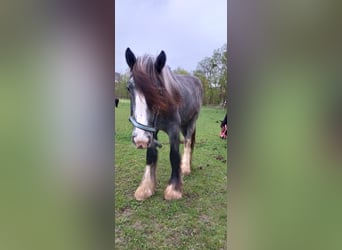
115;43;227;106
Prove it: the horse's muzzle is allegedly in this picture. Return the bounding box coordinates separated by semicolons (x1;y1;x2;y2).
132;134;152;149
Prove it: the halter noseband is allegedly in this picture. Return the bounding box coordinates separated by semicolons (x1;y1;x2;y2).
128;116;156;133
128;111;162;148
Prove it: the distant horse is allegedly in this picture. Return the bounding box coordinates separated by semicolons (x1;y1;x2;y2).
220;114;227;139
115;98;119;108
125;48;202;200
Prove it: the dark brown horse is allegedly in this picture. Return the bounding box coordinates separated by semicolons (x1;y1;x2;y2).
125;48;202;200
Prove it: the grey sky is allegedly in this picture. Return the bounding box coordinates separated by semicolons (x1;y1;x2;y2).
115;0;227;74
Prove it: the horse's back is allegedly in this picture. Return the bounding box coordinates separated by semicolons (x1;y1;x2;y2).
175;74;202;102
175;74;202;122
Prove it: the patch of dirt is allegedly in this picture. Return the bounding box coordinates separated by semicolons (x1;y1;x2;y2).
215;155;226;163
183;192;200;199
132;220;144;231
152;221;163;231
182;227;198;237
114;228;124;244
120;206;133;217
199;214;211;224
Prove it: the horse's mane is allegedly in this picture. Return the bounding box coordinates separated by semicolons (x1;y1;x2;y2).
131;55;181;114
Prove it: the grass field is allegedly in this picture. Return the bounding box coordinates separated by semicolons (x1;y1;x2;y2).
115;99;227;249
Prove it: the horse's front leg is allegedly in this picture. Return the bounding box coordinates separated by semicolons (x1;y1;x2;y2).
164;131;183;200
134;145;158;201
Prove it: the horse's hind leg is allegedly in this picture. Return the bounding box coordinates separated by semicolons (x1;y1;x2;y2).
181;126;196;176
134;145;158;201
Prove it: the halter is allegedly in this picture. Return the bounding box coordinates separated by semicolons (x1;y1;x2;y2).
128;110;162;148
128;116;156;133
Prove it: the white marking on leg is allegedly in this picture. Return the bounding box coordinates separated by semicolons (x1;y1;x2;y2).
134;165;156;201
181;140;192;175
164;183;182;200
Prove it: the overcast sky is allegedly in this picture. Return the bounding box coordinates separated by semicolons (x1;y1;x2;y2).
115;0;227;74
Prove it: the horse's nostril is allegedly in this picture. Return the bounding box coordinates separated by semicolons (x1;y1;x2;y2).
135;141;147;149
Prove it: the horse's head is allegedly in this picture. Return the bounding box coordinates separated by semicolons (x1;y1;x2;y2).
126;76;157;148
125;48;167;149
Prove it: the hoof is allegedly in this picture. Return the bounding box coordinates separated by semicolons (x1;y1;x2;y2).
134;185;155;201
164;184;182;200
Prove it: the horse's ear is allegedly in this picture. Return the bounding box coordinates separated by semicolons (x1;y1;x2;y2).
125;48;136;70
155;50;166;73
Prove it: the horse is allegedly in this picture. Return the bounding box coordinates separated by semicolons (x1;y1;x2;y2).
220;114;227;139
115;98;119;108
125;48;203;200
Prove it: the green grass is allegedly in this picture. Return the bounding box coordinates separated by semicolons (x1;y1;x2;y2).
115;99;227;250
